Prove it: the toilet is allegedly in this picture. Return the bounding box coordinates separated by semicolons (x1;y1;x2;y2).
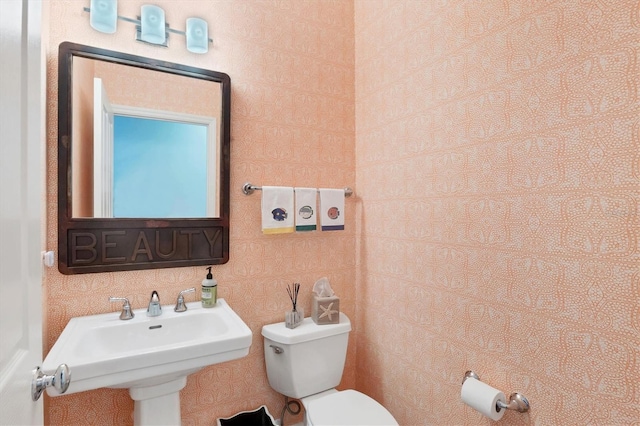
262;313;398;425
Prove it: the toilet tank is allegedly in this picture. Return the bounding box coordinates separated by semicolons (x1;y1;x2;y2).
262;313;351;399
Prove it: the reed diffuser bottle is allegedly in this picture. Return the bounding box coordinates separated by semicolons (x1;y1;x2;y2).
285;282;303;329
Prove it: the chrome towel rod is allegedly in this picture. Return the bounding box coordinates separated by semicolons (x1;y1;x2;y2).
242;182;353;197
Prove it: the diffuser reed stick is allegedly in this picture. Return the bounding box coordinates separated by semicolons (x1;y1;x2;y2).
287;282;300;312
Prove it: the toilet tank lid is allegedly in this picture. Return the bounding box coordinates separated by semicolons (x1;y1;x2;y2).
262;312;351;344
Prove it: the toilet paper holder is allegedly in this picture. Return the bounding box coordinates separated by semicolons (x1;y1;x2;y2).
463;371;530;413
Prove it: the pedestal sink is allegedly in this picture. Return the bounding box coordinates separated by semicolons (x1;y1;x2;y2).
42;298;252;425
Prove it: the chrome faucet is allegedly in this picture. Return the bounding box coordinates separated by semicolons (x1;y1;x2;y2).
147;291;162;317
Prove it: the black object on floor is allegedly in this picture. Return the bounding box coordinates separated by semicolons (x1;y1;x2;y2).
218;406;277;426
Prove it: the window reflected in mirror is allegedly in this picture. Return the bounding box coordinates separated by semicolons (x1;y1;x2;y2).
113;116;209;218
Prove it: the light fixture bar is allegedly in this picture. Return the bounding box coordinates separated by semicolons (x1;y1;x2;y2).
82;7;213;43
135;25;169;47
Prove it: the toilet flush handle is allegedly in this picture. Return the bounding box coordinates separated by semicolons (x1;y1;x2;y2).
270;345;284;354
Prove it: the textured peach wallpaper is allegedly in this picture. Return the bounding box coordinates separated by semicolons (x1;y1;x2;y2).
354;0;639;425
43;0;639;425
43;1;354;425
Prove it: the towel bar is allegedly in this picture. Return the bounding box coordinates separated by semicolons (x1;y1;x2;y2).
242;182;353;197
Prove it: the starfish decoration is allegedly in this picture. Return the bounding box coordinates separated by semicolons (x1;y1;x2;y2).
318;302;338;321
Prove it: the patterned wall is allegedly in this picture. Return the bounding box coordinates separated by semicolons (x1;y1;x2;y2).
354;0;639;424
43;1;639;425
43;1;355;424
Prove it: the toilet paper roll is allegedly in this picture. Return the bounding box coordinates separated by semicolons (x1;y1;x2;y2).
461;377;506;421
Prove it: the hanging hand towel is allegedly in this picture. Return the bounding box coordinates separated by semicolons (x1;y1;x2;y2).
319;188;344;231
294;187;317;232
262;186;294;234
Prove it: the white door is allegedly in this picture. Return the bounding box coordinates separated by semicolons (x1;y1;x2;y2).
93;77;115;218
0;0;44;424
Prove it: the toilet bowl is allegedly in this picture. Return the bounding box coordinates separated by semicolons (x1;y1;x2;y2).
262;313;398;426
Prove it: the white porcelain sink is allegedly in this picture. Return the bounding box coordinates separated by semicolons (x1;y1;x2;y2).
42;298;251;425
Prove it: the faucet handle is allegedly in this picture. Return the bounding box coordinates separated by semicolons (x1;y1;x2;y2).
109;297;135;320
174;288;196;312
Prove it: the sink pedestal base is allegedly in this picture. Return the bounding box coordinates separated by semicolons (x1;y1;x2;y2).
130;377;187;426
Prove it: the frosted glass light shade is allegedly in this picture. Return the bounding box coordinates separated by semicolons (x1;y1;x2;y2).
140;4;166;45
90;0;118;34
186;18;209;54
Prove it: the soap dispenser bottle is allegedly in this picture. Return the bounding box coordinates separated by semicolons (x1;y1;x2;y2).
201;266;217;308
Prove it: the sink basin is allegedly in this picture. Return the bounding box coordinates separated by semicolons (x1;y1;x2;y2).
42;298;251;425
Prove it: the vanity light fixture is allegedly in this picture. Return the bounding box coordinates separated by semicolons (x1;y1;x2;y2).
139;4;167;46
186;18;209;54
89;0;118;34
82;4;213;54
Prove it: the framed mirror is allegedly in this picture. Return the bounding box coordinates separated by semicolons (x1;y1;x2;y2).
58;42;230;274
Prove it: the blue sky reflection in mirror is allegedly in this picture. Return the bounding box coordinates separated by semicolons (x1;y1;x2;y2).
113;115;207;218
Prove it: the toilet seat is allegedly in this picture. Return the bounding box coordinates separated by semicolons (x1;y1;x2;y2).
305;390;398;426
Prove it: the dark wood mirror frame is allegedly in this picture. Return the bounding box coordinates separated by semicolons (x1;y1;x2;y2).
58;42;230;274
